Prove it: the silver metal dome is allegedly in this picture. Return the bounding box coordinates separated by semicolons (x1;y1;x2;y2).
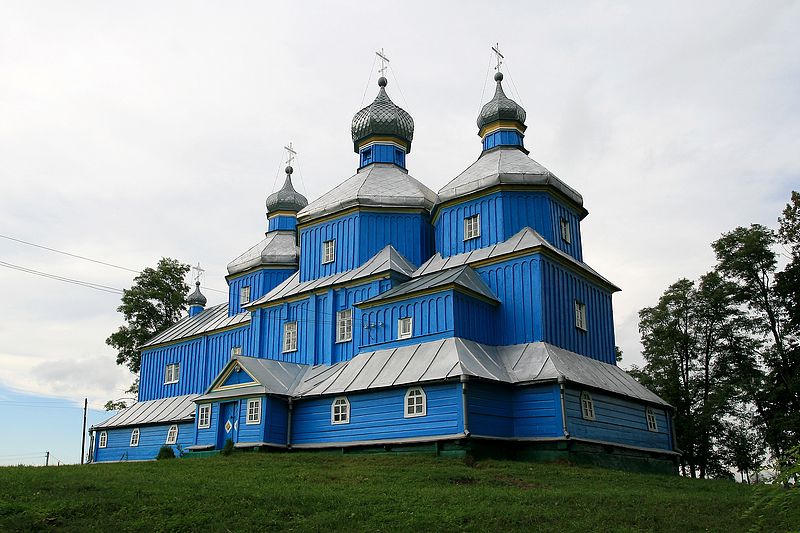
265;167;308;213
187;281;207;307
351;79;414;153
477;74;526;131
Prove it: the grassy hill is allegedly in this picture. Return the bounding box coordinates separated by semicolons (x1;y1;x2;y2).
0;452;795;532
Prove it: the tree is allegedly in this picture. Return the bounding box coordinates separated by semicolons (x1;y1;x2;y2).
105;258;191;409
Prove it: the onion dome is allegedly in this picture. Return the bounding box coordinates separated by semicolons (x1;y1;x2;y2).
187;281;207;307
351;77;415;153
477;72;527;133
266;166;308;213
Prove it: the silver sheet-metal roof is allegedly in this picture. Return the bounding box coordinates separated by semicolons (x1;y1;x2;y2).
361;265;499;305
413;227;620;292
140;304;250;349
227;231;299;276
248;245;416;307
297;163;437;223
92;394;199;429
436;147;584;209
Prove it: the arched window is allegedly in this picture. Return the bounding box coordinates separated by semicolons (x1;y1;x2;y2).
331;397;350;425
166;424;179;444
98;431;107;448
646;407;658;432
404;387;426;418
130;428;140;447
580;392;595;421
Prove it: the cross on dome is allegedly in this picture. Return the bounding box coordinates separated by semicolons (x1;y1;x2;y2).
191;263;205;285
376;48;390;78
284;142;297;167
491;43;504;73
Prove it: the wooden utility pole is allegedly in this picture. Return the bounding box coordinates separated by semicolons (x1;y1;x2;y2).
45;451;49;466
80;398;87;465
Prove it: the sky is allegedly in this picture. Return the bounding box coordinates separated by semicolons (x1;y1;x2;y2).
0;1;798;465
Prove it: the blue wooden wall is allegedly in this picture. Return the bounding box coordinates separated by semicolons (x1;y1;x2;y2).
268;215;297;231
564;389;672;450
513;385;564;438
92;422;194;463
434;191;583;261
482;130;524;151
467;382;563;439
291;383;463;445
360;292;454;350
299;211;432;282
227;267;296;315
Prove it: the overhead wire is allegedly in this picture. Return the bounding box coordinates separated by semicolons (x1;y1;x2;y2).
0;260;124;295
478;49;494;115
387;63;410;110
359;53;378;107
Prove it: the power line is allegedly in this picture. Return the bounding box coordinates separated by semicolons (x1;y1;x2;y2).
0;260;124;295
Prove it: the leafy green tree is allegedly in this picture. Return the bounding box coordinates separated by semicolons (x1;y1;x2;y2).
105;258;191;408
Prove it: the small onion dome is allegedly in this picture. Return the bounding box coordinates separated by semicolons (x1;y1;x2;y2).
351;77;414;153
477;72;527;133
265;166;308;213
187;281;207;307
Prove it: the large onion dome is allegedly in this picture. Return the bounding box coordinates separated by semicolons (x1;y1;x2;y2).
477;72;527;132
265;166;308;213
187;281;207;307
351;77;415;153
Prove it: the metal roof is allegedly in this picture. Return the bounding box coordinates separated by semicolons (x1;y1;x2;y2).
351;79;414;152
227;231;299;276
195;356;309;402
247;245;416;307
296;163;437;223
92;394;198;429
413;227;620;292
361;265;499;305
436;147;584;208
477;74;526;131
186;281;207;306
266;169;308;213
140;304;250;349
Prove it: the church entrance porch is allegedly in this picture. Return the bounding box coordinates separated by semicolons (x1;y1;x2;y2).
217;401;239;449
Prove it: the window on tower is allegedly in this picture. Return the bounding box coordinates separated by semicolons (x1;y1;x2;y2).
336;309;353;343
240;286;251;305
575;301;587;331
322;240;336;264
231;346;242;357
164;363;180;384
464;214;480;241
398;317;413;340
283;321;298;352
560;217;571;244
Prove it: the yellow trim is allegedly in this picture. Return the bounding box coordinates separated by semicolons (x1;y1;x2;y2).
212;362;260;391
297;206;429;229
226;266;296;283
479;120;527;138
358;139;407;151
255;273;393;309
142;322;250;351
356;135;410;151
267;211;298;219
356;284;498;309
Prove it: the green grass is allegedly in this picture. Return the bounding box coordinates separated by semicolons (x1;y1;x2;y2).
0;452;795;532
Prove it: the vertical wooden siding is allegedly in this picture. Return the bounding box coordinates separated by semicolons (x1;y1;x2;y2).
467;382;563;439
360;292;454;350
93;422;193;463
227;268;295;315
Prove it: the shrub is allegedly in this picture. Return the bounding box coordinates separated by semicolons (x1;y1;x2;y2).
221;438;235;456
157;446;176;460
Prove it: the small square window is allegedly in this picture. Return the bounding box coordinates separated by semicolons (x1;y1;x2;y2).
98;431;107;448
560;217;571;244
646;408;658;432
198;404;211;429
398;317;413;340
331;397;350;424
130;428;140;447
283;321;298;352
240;286;251;305
322;240;336;264
165;424;178;445
164;363;180;384
336;309;353;343
464;214;480;241
231;346;242;357
246;398;261;425
575;301;587;331
580;392;595;421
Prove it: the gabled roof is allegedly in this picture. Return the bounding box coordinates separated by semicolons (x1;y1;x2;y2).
296;163;437;223
414;227;620;292
360;265;499;306
195;356;308;402
140;304;250;349
247;245;416;307
436;147;584;210
227;231;299;276
92;394;198;430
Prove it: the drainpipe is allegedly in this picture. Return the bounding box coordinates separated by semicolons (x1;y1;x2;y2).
286;398;293;450
558;375;570;438
461;375;470;436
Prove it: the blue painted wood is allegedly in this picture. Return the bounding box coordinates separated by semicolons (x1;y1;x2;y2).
359;144;406;169
217;401;238;448
227;267;296;315
267;397;289;445
188;304;204;317
564;389;671;450
92;422;193;463
467;382;514;437
268;215;297;231
236;397;265;444
291;383;462;445
195;402;219;448
482;130;524;151
221;368;255;387
513;385;563;438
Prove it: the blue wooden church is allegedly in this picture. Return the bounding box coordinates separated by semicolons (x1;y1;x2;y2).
91;57;678;472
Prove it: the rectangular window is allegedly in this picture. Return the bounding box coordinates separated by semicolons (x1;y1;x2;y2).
646;408;659;432
322;240;335;264
246;398;261;425
198;404;211;429
164;363;180;384
283;321;298;352
336;309;353;343
575;301;587;331
129;428;140;447
98;431;107;448
239;286;251;305
560;217;571;244
398;317;413;340
464;214;480;240
231;346;242;357
165;424;178;445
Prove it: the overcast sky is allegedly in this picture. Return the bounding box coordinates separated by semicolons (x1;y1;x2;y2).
1;1;798;464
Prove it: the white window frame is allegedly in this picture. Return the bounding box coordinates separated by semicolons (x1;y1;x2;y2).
246;398;261;425
322;239;336;264
646;407;658;432
165;424;178;445
575;301;587;331
398;317;413;340
239;285;251;305
283;321;298;352
198;404;211;429
231;346;242;357
98;431;107;448
331;396;350;425
560;217;571;244
129;428;140;447
164;362;180;384
336;309;353;343
463;214;480;241
580;391;596;421
404;387;427;418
